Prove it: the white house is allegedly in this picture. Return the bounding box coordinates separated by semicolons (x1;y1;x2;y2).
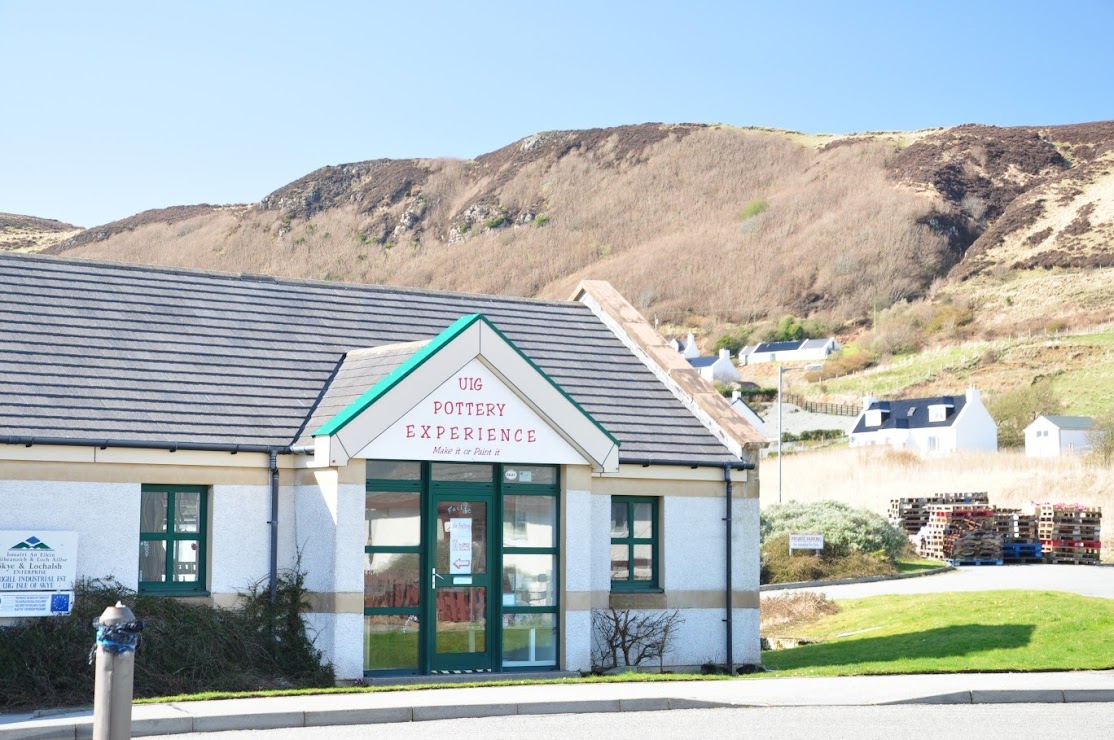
688;348;741;384
849;388;998;455
1025;415;1097;457
738;337;840;365
730;391;770;441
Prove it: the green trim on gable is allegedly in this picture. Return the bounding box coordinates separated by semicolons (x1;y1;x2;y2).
313;314;619;449
314;313;482;437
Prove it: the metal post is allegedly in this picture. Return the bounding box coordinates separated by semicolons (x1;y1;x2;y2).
92;602;142;740
777;365;784;505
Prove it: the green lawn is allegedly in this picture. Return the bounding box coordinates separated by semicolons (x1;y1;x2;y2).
894;557;946;574
764;591;1114;676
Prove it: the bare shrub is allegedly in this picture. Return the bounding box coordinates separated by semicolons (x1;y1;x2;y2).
591;608;684;672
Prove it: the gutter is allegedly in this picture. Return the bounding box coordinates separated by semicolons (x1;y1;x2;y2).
1;435;315;600
620;457;755;470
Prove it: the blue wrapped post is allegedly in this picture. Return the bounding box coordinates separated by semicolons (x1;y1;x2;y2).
92;602;143;740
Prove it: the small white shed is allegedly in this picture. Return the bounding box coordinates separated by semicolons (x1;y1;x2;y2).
1024;415;1096;457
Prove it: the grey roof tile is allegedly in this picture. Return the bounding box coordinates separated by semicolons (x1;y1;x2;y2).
0;254;739;464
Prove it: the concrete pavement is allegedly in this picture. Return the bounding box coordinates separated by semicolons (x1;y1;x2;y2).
5;671;1114;738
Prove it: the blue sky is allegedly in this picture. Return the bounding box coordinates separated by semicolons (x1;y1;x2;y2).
3;1;1113;227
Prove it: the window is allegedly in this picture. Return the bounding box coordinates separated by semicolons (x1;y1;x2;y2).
610;497;659;590
139;485;207;594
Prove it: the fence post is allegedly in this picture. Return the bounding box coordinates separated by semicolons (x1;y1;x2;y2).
92;601;143;740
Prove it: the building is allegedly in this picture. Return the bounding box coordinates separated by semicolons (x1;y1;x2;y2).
730;391;770;441
668;334;741;384
1025;415;1097;457
0;254;765;679
738;337;840;365
688;349;741;384
849;389;998;454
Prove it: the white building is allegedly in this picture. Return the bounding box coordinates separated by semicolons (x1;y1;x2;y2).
1025;415;1097;457
689;348;742;384
730;391;770;441
0;253;767;680
849;388;998;455
738;337;840;365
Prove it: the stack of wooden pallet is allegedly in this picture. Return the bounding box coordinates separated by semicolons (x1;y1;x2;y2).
1036;504;1102;564
915;504;1003;564
889;492;990;536
995;510;1042;563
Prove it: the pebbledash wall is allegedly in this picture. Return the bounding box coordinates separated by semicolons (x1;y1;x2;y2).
0;253;765;679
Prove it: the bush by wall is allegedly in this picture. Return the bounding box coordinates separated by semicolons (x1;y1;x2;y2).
761;533;897;584
0;568;334;711
760;500;908;559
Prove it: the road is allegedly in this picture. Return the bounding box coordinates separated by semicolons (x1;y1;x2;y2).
172;703;1114;739
763;563;1114;601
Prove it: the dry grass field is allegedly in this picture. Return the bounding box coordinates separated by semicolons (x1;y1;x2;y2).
760;445;1114;562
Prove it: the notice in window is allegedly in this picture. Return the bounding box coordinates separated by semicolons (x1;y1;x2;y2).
449;518;473;574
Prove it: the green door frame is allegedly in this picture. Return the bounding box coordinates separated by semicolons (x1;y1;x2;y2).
365;461;560;676
424;487;496;672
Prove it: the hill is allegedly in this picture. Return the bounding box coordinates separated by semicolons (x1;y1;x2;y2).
17;121;1114;338
0;213;83;252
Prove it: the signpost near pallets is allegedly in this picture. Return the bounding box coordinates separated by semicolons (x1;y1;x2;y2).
789;534;824;556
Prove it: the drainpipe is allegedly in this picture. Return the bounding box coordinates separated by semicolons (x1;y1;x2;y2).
723;462;734;672
268;448;280;605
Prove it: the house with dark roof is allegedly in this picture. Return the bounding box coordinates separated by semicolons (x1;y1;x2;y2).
0;253;765;680
1025;415;1099;457
739;337;839;365
849;388;997;454
670;333;740;383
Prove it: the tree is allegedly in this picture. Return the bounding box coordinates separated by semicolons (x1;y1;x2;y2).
988;381;1063;447
1088;413;1114;467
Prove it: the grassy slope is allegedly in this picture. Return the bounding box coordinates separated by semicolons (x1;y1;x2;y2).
764;591;1114;676
774;327;1114;417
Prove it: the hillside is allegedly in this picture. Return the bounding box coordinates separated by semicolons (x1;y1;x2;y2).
19;121;1114;337
0;213;83;252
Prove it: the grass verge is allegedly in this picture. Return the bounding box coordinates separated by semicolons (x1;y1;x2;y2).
895;557;947;574
763;591;1114;676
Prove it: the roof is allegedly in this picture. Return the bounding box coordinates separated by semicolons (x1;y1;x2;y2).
851;395;967;434
741;338;835;355
0;253;741;464
1038;415;1095;431
687;356;718;369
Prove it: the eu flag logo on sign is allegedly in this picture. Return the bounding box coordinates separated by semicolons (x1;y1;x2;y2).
50;593;72;614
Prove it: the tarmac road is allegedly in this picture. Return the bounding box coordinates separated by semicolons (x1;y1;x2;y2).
763;563;1114;601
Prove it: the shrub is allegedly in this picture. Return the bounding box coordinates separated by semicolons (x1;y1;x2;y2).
714;326;753;354
763;315;829;343
0;568;334;711
760;500;908;559
739;199;769;220
761;533;897;585
534;213;550;227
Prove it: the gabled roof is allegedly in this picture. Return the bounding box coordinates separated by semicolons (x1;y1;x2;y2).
0;253;743;464
687;356;719;369
801;337;835;350
852;395;967;434
1037;415;1095;431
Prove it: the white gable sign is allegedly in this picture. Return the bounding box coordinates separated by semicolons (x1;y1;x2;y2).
356;359;589;465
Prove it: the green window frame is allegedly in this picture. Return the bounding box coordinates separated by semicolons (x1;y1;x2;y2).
138;484;208;595
610;496;659;591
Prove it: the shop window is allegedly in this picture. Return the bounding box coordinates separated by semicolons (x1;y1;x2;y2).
139;485;207;595
610;497;659;590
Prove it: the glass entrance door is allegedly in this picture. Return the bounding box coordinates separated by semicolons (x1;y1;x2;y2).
427;495;493;671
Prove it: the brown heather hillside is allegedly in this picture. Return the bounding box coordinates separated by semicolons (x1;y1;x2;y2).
36;121;1114;335
0;213;83;252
